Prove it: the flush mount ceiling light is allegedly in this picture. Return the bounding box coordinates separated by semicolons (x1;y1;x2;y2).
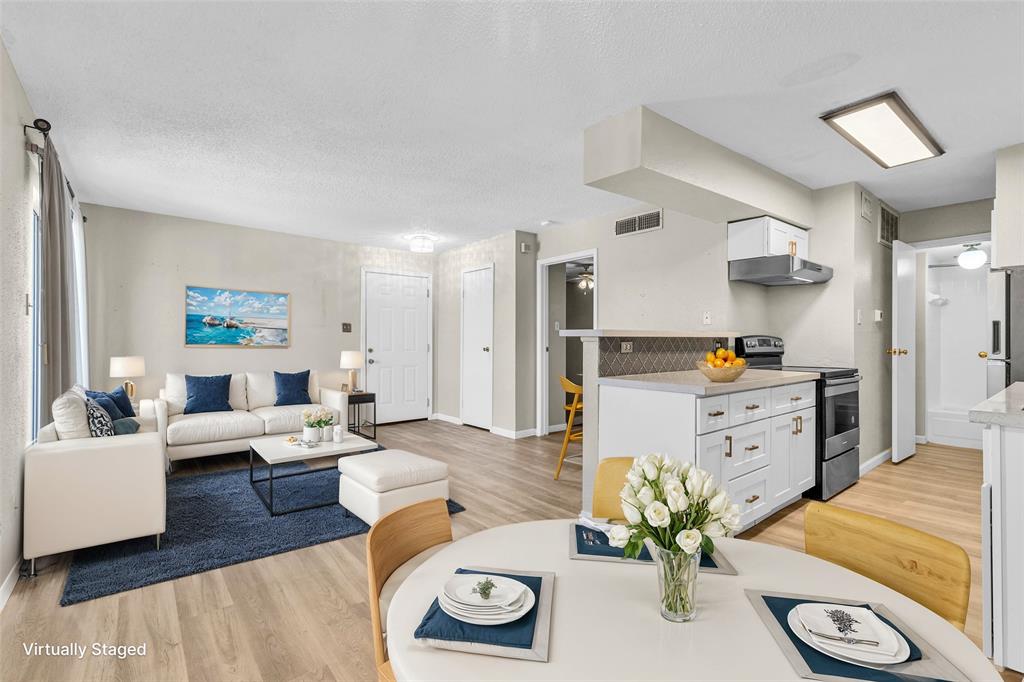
957;243;988;270
821;91;943;169
404;233;439;253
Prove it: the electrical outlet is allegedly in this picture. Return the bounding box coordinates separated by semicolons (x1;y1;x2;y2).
342;322;352;333
554;320;560;331
620;341;633;354
702;311;712;325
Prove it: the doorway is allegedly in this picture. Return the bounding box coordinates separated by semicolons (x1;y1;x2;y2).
362;269;433;424
535;250;598;437
460;264;494;429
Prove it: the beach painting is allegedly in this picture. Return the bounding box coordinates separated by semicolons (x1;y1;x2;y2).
185;286;290;347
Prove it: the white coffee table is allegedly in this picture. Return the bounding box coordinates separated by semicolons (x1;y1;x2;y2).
248;432;381;516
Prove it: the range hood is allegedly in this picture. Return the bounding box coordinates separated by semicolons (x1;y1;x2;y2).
729;255;834;286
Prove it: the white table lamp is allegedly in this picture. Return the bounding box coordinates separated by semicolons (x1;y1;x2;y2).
110;355;145;398
340;350;364;393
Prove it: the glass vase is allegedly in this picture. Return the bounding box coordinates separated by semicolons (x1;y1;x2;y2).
653;546;700;622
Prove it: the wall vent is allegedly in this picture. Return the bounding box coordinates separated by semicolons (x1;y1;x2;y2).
615;209;663;237
878;203;899;248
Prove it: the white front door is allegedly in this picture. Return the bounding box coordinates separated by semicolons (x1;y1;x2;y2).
364;271;430;424
892;240;917;462
461;265;493;429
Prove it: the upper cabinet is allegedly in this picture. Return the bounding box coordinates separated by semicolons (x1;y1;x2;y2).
992;144;1024;269
727;216;809;261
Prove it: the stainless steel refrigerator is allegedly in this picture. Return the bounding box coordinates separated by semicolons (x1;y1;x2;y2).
986;267;1024;396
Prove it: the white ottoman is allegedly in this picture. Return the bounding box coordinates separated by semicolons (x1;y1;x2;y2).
338;449;450;524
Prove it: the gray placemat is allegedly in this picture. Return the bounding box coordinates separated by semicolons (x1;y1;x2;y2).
417;567;554;662
568;523;738;575
746;589;970;682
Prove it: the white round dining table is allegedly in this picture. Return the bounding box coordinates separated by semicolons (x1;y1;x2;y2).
386;519;999;681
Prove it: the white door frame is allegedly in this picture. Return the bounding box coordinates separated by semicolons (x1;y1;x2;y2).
360;267;434;420
460;263;494;427
535;248;598;437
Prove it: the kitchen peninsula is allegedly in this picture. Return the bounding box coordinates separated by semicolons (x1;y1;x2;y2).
560;329;818;529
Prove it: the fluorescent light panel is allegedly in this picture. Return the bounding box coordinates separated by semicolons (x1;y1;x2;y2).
822;92;943;169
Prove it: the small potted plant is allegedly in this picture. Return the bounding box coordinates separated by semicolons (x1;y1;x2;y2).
302;408;324;443
609;454;741;622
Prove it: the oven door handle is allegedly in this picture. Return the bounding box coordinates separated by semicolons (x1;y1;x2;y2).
824;376;862;387
824;382;860;398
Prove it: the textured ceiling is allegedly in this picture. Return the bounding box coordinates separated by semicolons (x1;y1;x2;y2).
2;2;1021;250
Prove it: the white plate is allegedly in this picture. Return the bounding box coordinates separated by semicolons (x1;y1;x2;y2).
438;588;536;626
787;608;911;667
443;574;526;608
437;590;528;614
438;592;530;620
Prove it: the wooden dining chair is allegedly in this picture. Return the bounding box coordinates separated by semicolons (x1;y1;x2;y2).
804;501;971;631
554;376;584;480
592;457;634;521
367;498;453;682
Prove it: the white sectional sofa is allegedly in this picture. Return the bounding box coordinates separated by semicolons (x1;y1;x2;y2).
140;371;349;462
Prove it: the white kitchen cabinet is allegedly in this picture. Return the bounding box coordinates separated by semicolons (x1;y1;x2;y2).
696;394;730;434
727;216;809;261
697;419;771;483
992;144;1024;269
769;407;816;507
726;467;770;528
728;388;771;425
771;381;816;415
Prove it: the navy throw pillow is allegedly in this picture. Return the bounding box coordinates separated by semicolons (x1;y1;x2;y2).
85;390;125;421
107;385;136;417
112;417;141;435
184;374;233;414
274;370;312;406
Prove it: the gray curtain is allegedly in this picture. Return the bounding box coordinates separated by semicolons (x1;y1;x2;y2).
39;142;77;416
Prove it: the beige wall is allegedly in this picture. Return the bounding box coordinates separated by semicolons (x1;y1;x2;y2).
537;205;770;333
901;199;993;243
83;204;434;400
547;264;567;427
514;231;539;432
0;40;38;586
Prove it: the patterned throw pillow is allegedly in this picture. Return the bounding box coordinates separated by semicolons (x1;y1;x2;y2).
85;397;115;437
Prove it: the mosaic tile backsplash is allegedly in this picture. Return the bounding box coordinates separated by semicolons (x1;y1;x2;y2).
598;337;728;377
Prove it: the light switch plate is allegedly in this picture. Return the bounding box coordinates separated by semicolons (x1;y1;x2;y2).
702;311;712;325
620;341;634;354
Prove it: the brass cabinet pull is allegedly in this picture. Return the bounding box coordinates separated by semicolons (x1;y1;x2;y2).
790;396;802;401
789;240;797;256
724;435;733;458
745;404;760;410
708;410;725;417
745;494;760;504
798;415;803;434
744;444;760;452
792;417;799;435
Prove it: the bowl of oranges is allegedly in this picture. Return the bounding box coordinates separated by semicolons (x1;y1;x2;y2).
697;347;747;382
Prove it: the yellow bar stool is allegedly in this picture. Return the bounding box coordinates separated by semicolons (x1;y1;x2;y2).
592;457;634;520
553;376;583;480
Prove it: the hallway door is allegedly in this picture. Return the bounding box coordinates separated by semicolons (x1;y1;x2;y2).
892;240;917;463
461;265;493;429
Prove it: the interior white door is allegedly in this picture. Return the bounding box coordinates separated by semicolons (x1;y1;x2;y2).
364;271;430;424
892;240;917;463
461;266;493;429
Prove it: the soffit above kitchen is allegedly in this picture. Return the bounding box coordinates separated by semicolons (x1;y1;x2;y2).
1;1;1020;248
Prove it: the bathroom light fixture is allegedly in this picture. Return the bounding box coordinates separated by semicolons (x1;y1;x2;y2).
956;243;987;270
821;91;943;168
404;233;439;253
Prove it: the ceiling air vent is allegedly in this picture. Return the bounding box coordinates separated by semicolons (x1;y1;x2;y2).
878;203;899;248
615;209;663;237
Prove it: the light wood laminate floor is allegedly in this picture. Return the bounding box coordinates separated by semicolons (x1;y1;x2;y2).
2;423;1017;681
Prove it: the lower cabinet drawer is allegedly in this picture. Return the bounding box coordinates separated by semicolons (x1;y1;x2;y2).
696;395;730;434
771;381;816;415
729;389;772;425
726;467;770;529
696;419;771;482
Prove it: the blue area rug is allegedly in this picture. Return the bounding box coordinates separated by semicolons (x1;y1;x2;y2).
60;464;464;606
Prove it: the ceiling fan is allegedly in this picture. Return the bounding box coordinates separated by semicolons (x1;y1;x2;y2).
572;264;595;294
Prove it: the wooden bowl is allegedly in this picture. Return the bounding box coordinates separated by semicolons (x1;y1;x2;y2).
696;362;747;383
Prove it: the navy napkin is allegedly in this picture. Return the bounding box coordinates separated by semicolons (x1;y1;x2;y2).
574;525;720;569
761;595;942;682
414;569;541;649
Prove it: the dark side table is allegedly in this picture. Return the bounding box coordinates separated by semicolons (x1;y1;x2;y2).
348;391;377;440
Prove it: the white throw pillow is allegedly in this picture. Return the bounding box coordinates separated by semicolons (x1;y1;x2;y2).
52;388;91;440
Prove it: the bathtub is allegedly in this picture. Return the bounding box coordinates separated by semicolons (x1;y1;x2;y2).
927;407;984;449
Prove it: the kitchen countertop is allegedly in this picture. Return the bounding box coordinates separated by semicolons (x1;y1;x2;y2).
969;382;1024;428
597;368;819;396
560;329;740;338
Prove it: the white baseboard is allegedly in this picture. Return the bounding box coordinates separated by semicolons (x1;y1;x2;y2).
547;423;567;433
490;426;537;439
860;449;891;476
915;434;927;444
0;560;20;611
430;413;463;425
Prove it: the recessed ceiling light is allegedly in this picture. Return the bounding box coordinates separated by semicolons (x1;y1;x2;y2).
540;220;557;227
821;91;943;169
404;233;440;253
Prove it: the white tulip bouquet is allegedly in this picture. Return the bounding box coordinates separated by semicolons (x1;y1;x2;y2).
607;454;741;620
302;406;333;428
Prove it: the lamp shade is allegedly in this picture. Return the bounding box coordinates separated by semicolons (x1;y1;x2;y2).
340;350;364;369
110;356;145;378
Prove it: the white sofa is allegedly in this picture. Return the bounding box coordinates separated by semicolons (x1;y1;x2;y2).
140;371;349;462
24;419;166;571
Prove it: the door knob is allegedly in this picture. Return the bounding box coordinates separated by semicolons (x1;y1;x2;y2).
979;351;989;358
899;348;909;355
367;348;374;353
885;348;896;355
367;359;375;364
483;346;490;352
